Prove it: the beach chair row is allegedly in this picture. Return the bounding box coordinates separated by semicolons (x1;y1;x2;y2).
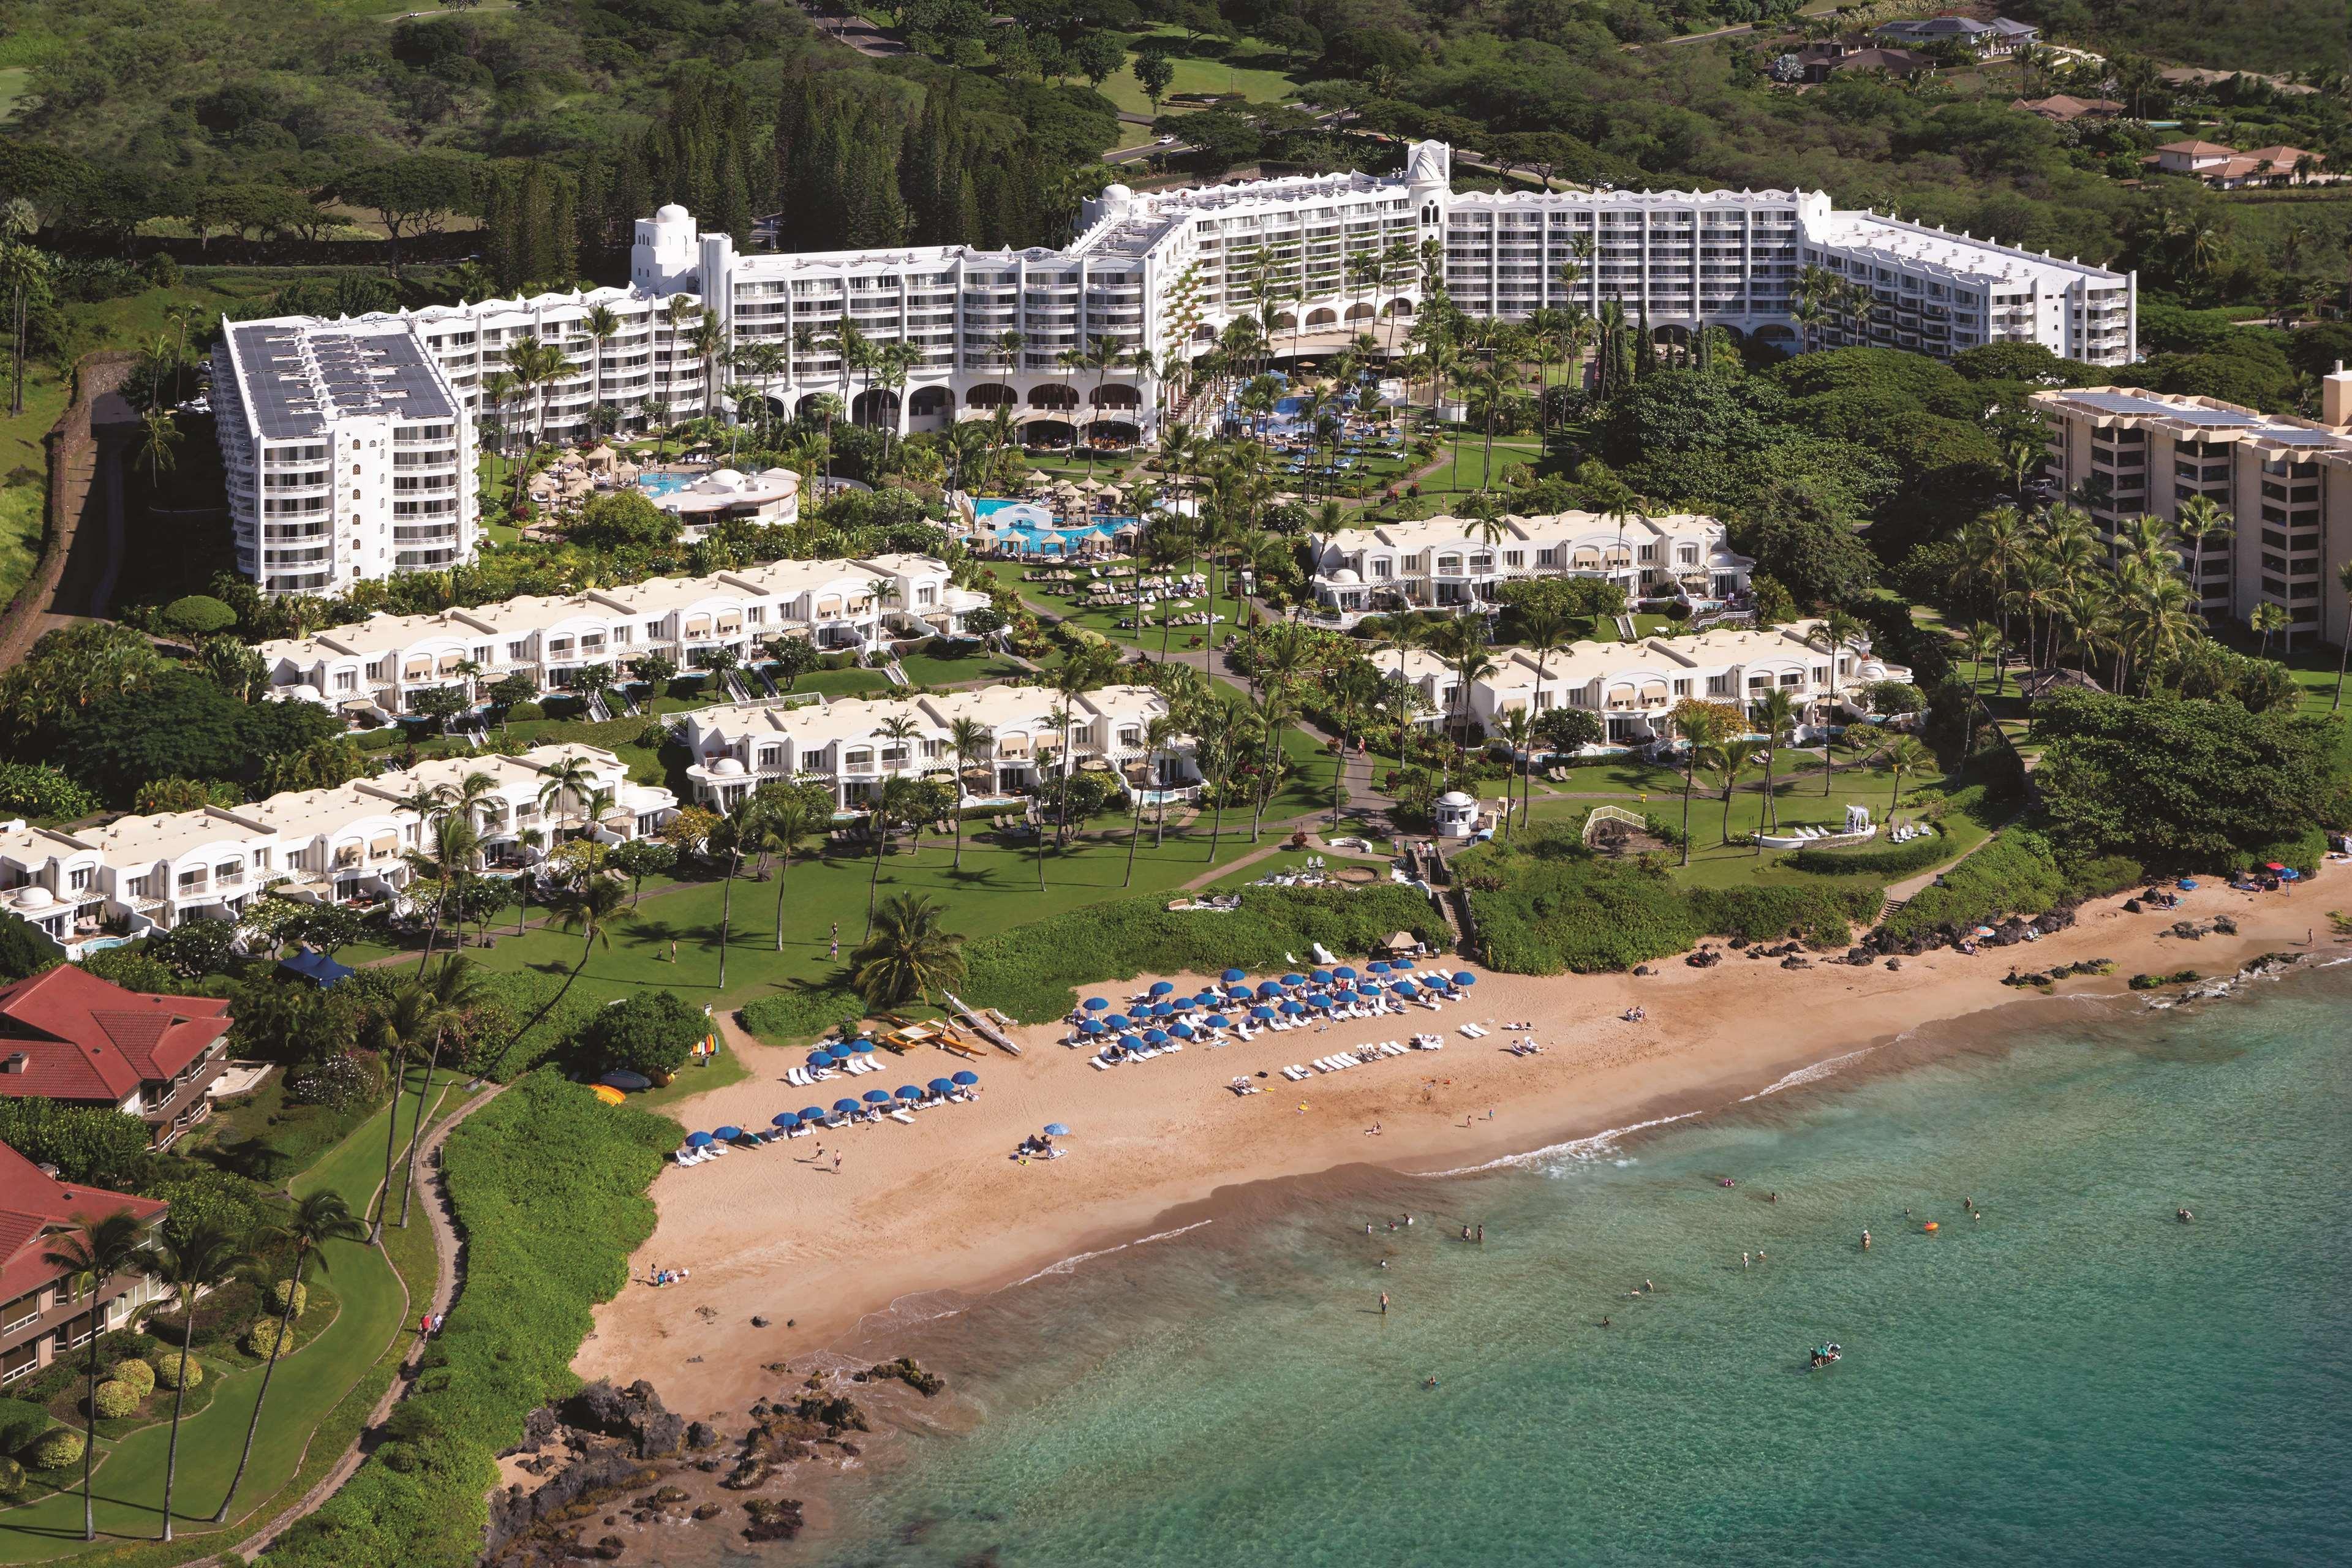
1279;1038;1443;1080
783;1057;883;1088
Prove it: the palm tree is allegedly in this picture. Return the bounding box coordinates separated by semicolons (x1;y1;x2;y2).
1964;619;2003;697
396;954;492;1227
546;865;627;1008
1751;686;1799;833
866;770;921;925
1128;712;1182;873
584;303;622;422
711;791;763;989
1877;735;1930;817
1703;743;1751;846
409;807;480;978
1497;709;1534;837
42;1210;149;1540
2251;600;2290;660
363;975;449;1242
215;1191;367;1522
945;717;989;870
848;892;967;1014
135;406;183;484
759;789;824;952
537;753;600;842
1814;609;1864;794
143;1222;254;1540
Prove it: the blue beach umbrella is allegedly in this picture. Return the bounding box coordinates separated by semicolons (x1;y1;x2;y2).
1204;1014;1231;1029
1311;968;1333;984
1084;997;1110;1011
896;1085;923;1101
807;1049;835;1068
714;1125;743;1140
1423;971;1450;987
1105;1014;1132;1030
952;1070;979;1085
685;1131;714;1147
1393;979;1418;997
1150;1001;1174;1017
1335;988;1360;1004
848;1038;877;1054
832;1098;861;1115
862;1088;892;1104
1368;961;1391;974
1392;957;1415;970
1143;1028;1169;1044
1149;980;1175;995
1118;1034;1144;1050
1194;989;1219;1004
1282;973;1305;987
800;1105;827;1122
1171;1022;1195;1039
929;1078;956;1095
1334;965;1357;980
1257;980;1284;997
1279;999;1305;1016
1223;968;1248;982
1080;1018;1104;1035
1454;971;1477;986
772;1112;801;1129
1044;1123;1071;1136
1227;985;1254;1001
1251;1005;1275;1020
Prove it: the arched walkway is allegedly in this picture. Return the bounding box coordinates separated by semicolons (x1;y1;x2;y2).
1306;307;1338;328
1382;298;1415;318
1090;383;1141;410
1345;303;1375;322
966;382;1017;410
908;385;955;417
851;388;901;427
1027;385;1077;411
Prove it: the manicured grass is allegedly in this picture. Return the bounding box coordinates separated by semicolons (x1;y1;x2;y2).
895;647;1028;688
1096;28;1306;119
0;1071;466;1558
1408;437;1547;497
986;559;1253;654
787;667;891;699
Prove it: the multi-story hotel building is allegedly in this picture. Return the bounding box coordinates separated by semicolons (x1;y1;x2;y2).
678;684;1194;810
217;141;2134;594
253;553;984;719
1383;619;1910;745
1;1140;169;1385
2033;372;2352;644
1307;511;1752;614
0;746;673;947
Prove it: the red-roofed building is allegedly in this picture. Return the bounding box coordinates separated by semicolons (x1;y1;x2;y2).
0;967;232;1149
0;1141;167;1387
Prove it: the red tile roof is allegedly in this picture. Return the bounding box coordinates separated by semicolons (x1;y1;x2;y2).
0;966;231;1106
0;1140;165;1309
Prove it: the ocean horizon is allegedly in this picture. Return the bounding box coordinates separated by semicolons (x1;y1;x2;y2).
734;960;2352;1567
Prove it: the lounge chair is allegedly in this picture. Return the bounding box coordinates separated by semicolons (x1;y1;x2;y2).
888;1108;915;1125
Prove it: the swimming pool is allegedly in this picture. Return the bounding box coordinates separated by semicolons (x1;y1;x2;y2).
638;472;699;499
994;517;1140;553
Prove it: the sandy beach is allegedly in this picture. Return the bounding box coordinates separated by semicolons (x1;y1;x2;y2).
575;880;2339;1420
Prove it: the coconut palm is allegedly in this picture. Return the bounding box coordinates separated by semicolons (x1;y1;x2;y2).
709;791;764;988
2250;600;2291;660
1814;609;1865;794
537;752;600;840
1496;708;1534;838
945;716;990;869
1702;742;1752;846
42;1210;149;1540
215;1191;368;1522
1877;735;1930;816
546;864;627;1004
1750;686;1800;832
1964;619;2003;696
395;954;494;1227
363;973;454;1242
584;303;622;419
848;892;966;1014
755;788;825;952
143;1222;255;1540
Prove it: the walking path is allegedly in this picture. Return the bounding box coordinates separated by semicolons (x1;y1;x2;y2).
227;1081;507;1564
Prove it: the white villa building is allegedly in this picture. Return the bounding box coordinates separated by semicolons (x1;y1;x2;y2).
1308;511;1753;615
678;684;1193;811
0;747;673;951
253;553;984;719
216;140;2133;595
1381;619;1911;746
2033;375;2352;645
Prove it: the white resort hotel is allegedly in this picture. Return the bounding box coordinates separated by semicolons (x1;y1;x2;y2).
1307;511;1754;616
214;139;2135;592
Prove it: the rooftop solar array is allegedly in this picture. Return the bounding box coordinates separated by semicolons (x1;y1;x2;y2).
228;320;456;441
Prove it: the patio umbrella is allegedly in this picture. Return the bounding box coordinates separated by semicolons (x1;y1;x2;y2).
1204;1014;1231;1029
1334;989;1359;1004
896;1085;923;1101
1257;980;1285;997
1044;1123;1071;1136
685;1131;714;1147
1079;1019;1104;1035
800;1106;828;1122
1150;1001;1174;1017
714;1125;743;1140
772;1112;802;1129
929;1077;956;1095
952;1070;980;1085
832;1098;862;1115
1333;965;1357;980
1279;1000;1305;1016
1227;986;1254;1001
1104;1014;1132;1030
1143;1028;1169;1044
1223;968;1248;982
1311;969;1333;984
1118;1033;1144;1050
1368;961;1391;974
1250;1005;1275;1020
1194;990;1220;1005
862;1088;892;1104
1084;997;1110;1011
1392;957;1415;970
1171;1022;1196;1039
1148;980;1174;995
2265;862;2286;872
1453;971;1477;986
807;1050;836;1068
1392;980;1419;997
1281;973;1305;987
847;1038;877;1054
1306;993;1332;1009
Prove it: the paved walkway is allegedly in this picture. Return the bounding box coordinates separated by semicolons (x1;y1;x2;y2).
227;1080;507;1564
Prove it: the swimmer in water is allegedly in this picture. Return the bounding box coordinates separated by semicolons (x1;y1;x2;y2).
1424;1375;1439;1389
1861;1229;1871;1250
1600;1316;1611;1328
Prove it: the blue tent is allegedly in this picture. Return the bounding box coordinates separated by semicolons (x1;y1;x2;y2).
772;1112;802;1129
832;1098;862;1115
279;948;356;989
714;1125;743;1140
1148;980;1175;995
895;1085;923;1100
952;1070;980;1085
1083;997;1110;1011
1223;968;1248;982
800;1105;828;1121
685;1131;714;1146
862;1088;892;1104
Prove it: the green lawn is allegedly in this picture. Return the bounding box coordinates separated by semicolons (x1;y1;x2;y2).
785;667;892;700
986;559;1253;654
1095;27;1306;118
0;1071;467;1558
896;647;1028;688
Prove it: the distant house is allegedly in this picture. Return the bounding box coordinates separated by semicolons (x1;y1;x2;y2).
2149;139;2324;189
0;967;232;1150
2011;94;2125;123
1875;15;2039;56
0;1140;168;1388
1832;47;1939;79
1773;42;1854;84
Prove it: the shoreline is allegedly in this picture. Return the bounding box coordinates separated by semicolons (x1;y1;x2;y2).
574;882;2340;1422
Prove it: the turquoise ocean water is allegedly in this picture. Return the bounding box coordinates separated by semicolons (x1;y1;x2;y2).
778;965;2352;1567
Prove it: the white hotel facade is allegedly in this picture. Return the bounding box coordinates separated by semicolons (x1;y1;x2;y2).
217;139;2134;595
1307;511;1753;614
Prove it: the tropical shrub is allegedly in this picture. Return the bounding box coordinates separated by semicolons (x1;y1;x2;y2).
738;982;869;1046
962;885;1443;1023
244;1319;290;1359
1877;830;2141;943
0;761;99;820
108;1357;156;1396
149;1352;202;1390
580;990;703;1081
285;1053;377;1110
28;1429;84;1471
270;1280;308;1319
89;1379;139;1419
0;1456;23;1498
262;1069;675;1568
1791;829;1952;878
0;1402;54;1455
0;1098;150;1188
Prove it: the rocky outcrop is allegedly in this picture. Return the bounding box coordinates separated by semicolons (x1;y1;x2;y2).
562;1380;685;1460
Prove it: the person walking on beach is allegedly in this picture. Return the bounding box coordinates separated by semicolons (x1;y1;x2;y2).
1379;1292;1389;1316
832;1151;842;1174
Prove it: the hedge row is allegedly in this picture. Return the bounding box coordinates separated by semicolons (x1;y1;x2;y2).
963;885;1446;1023
1458;830;1885;973
1879;830;2143;943
738;980;869;1045
1790;829;1953;878
262;1070;676;1568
